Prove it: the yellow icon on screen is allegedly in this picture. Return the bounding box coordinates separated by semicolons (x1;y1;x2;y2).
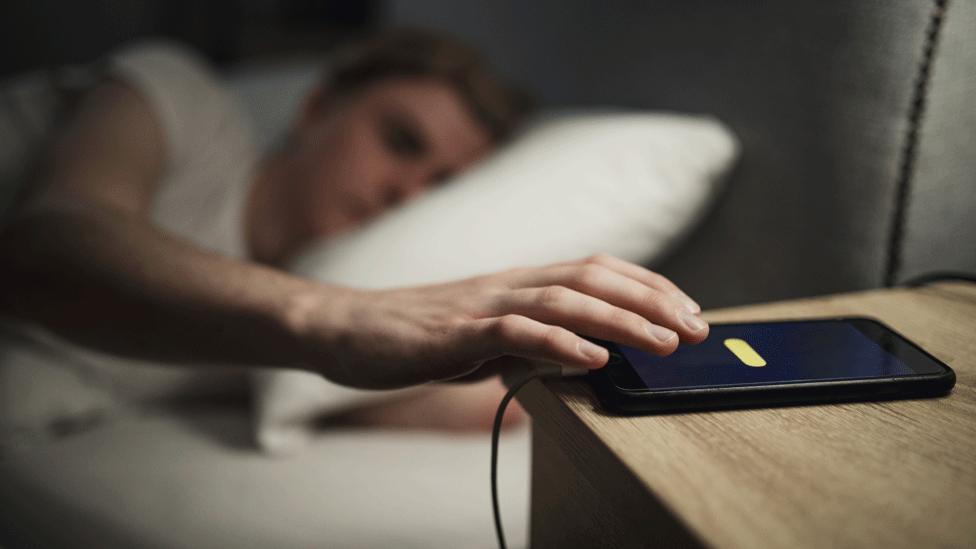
723;338;767;367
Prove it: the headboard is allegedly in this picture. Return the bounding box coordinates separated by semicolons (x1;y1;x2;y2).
387;0;976;308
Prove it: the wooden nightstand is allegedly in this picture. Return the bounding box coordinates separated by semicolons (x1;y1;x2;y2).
517;281;976;548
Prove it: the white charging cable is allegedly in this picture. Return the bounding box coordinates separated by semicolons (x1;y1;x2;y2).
491;363;589;549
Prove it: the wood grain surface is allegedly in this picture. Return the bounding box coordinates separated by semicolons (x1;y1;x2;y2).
519;282;976;548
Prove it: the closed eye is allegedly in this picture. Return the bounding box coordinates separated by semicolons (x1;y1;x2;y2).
381;115;427;158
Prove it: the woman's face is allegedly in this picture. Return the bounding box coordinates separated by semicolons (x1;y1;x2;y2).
282;76;493;243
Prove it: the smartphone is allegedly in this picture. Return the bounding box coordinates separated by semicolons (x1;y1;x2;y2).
587;317;955;414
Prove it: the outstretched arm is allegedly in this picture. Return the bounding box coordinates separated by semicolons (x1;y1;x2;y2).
0;79;708;389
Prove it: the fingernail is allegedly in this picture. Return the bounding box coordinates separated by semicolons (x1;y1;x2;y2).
682;299;701;315
577;340;606;360
645;323;677;344
680;310;707;332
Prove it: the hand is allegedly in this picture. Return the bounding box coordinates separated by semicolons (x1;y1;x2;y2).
290;254;708;389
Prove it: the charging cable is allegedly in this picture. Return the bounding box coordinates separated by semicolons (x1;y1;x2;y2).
491;362;589;549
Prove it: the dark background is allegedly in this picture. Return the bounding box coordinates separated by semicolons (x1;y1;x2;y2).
0;0;380;78
2;0;972;307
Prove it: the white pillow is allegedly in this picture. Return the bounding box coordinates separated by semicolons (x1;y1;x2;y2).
253;112;739;455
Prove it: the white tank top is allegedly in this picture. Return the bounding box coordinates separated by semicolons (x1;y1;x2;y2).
1;41;262;442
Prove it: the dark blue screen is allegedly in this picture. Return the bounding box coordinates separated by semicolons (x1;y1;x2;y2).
619;321;915;391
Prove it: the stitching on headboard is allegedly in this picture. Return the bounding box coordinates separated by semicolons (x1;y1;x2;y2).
883;0;950;287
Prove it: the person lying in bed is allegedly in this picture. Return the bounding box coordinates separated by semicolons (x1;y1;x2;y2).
0;28;708;433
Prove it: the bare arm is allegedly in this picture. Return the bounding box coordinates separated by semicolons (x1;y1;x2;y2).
0;78;709;389
0;79;328;367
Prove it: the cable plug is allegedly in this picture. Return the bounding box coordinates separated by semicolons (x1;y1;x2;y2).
499;359;591;388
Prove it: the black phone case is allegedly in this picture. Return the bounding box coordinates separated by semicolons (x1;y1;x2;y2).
588;318;956;415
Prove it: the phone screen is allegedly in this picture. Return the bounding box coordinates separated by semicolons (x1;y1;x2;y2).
611;319;935;391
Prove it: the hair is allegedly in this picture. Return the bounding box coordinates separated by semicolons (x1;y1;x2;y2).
323;27;535;144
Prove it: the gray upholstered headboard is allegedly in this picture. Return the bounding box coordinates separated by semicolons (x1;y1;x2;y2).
387;0;976;308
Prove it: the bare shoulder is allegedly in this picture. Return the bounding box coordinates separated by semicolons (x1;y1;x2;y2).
20;77;165;217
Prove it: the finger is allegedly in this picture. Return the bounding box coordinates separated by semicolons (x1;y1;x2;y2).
456;313;610;370
585;254;701;314
565;264;708;343
490;285;682;355
503;254;701;314
499;265;708;344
